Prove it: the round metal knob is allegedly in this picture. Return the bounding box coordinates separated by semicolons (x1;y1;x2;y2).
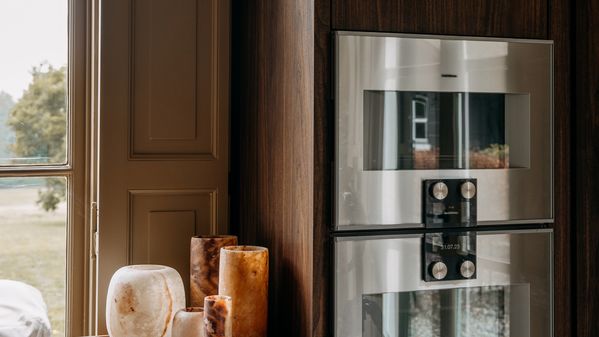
460;181;476;200
430;261;448;280
432;182;449;200
460;260;476;279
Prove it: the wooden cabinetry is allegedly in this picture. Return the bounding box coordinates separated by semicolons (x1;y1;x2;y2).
233;0;572;336
332;0;547;38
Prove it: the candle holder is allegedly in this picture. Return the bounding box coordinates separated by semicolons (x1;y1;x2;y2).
106;265;185;337
218;246;269;337
203;295;232;337
173;307;205;337
190;235;238;307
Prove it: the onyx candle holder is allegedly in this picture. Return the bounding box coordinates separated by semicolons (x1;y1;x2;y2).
190;235;238;307
203;295;232;337
172;307;204;337
218;246;269;337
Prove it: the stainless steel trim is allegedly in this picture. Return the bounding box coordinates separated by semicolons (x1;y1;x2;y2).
335;218;555;232
334;30;555;45
334;230;553;337
335;32;554;229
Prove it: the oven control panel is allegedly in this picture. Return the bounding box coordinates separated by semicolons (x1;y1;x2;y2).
423;179;477;228
423;232;477;282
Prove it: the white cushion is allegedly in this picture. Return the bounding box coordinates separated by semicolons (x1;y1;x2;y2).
0;280;52;337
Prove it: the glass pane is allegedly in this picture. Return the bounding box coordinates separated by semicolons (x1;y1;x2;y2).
363;91;530;170
414;123;426;140
363;285;530;337
0;177;67;337
413;100;426;119
0;0;68;166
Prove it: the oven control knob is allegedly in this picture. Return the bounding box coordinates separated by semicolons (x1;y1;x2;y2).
432;182;449;200
460;260;476;279
460;181;476;200
430;261;448;280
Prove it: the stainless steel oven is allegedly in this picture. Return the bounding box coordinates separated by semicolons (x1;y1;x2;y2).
334;32;553;230
332;32;554;337
334;230;553;337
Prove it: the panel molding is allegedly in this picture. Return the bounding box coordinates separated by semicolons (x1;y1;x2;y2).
127;189;218;263
127;0;221;160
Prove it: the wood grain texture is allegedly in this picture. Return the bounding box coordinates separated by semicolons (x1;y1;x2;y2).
313;0;332;335
576;0;599;335
332;0;548;39
230;0;314;336
550;1;573;337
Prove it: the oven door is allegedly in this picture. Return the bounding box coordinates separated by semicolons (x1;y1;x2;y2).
335;32;553;230
334;230;552;337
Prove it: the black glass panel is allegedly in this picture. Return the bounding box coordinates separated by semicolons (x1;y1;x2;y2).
363;91;528;170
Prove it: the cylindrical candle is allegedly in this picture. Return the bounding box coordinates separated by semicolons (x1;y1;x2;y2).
218;246;269;337
203;295;232;337
172;307;205;337
190;235;238;307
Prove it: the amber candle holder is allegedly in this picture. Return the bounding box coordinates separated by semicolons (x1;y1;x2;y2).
190;235;238;307
218;246;269;337
203;295;232;337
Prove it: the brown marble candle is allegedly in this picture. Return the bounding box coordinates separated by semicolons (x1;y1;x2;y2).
190;235;238;307
203;295;232;337
218;246;269;337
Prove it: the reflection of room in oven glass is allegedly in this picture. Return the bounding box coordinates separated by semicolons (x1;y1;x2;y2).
363;91;530;170
362;285;530;337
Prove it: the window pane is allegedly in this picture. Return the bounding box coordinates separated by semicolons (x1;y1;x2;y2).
0;177;67;337
0;0;68;166
414;100;426;118
415;123;426;140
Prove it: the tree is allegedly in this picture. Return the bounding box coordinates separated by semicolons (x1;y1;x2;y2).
8;65;67;211
0;92;15;160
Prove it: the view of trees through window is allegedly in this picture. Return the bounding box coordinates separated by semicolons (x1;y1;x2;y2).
0;1;68;336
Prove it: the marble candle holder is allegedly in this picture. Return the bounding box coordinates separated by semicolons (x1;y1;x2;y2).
190;235;238;307
218;246;269;337
203;295;232;337
106;265;185;337
173;307;205;337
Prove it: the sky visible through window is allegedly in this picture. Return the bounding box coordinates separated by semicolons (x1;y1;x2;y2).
0;0;67;99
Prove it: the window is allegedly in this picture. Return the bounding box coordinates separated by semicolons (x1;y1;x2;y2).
0;1;88;336
412;96;429;144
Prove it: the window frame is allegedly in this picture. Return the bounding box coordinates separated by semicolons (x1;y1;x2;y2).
0;0;94;336
411;96;429;143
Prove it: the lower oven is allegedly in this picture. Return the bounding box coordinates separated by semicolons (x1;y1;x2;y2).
334;229;553;337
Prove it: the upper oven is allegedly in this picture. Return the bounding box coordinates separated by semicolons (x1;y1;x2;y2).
334;32;554;230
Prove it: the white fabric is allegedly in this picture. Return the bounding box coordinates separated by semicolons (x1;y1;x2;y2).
0;280;52;337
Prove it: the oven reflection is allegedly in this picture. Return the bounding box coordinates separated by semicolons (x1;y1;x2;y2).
362;285;530;337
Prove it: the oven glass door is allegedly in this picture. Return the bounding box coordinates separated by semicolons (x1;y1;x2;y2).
363;91;529;171
362;285;529;337
334;230;552;337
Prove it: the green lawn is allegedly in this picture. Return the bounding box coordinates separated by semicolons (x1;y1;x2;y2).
0;186;66;337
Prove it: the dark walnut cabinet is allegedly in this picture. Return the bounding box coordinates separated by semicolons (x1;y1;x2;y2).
232;0;575;336
332;0;548;38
